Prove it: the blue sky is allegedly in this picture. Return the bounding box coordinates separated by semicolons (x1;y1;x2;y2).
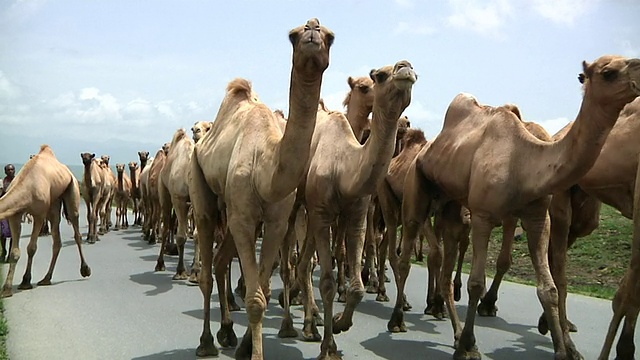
0;0;638;167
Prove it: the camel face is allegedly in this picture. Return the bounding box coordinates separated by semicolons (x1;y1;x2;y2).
128;162;138;171
100;155;111;166
289;18;334;75
161;143;170;155
80;152;95;166
191;121;212;143
115;163;125;174
396;115;410;140
370;60;416;112
580;56;640;106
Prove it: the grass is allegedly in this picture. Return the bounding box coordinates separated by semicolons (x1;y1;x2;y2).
412;204;632;300
0;293;7;360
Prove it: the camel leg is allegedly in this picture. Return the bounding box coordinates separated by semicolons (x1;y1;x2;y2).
376;223;391;302
425;218;445;319
298;223;322;342
415;232;425;263
18;215;47;291
520;203;581;360
154;185;172;272
172;198;190;280
333;199;367;334
214;234;239;349
334;221;347;303
388;166;432;333
188;228;201;284
453;224;470;302
478;216;517;317
363;203;379;294
37;201;64;286
63;187;92;279
1;215;23;298
278;202;299;338
308;210;341;360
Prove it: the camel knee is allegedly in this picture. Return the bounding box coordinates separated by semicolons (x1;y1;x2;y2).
9;248;20;262
537;285;559;307
319;272;336;299
467;279;485;299
495;253;512;274
245;292;267;324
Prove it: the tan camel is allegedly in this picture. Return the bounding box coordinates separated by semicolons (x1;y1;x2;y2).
99;155;116;233
0;145;91;297
188;18;333;359
290;61;416;360
80;153;107;243
128;162;141;226
390;55;640;360
134;151;150;225
156;127;207;280
144;144;169;244
191;121;212;143
114;163;132;230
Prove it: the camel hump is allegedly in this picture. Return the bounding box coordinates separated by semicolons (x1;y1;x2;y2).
38;144;54;155
443;93;482;129
403;128;427;146
502;103;522;120
226;78;258;103
171;128;188;145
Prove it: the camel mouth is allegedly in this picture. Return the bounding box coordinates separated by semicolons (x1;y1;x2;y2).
632;80;640;95
394;69;417;90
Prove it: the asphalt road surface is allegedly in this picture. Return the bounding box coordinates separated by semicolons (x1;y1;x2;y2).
2;206;638;360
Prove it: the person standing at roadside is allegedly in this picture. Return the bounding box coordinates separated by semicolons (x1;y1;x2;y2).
0;164;16;261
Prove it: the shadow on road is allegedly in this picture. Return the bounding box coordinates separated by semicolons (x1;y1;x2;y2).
131;348;195;360
361;332;450;360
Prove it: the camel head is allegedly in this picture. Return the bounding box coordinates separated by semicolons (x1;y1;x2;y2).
128;161;138;171
162;142;170;155
115;163;126;174
80;152;95;167
191;121;212;143
289;18;334;78
138;151;149;163
396;115;411;140
100;155;111;166
579;55;640;109
369;60;417;115
344;76;375;114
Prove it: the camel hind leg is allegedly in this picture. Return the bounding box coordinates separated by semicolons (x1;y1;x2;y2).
18;214;46;290
37;200;64;286
1;215;23;298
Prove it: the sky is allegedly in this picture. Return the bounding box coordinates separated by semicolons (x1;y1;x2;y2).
1;0;639;167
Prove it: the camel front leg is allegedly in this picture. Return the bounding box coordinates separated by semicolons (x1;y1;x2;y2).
63;188;91;279
278;201;300;338
333;221;347;303
478;215;517;317
425;217;445;319
363;202;379;294
38;201;64;286
333;199;367;334
214;234;239;349
521;202;581;360
19;215;46;291
1;215;23;298
297;222;322;342
172;198;190;280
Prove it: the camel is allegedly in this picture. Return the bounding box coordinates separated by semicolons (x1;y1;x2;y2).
80;153;107;243
133;151;150;226
156;127;208;280
389;55;640;360
144;144;169;244
188;18;333;359
0;145;91;298
191;121;212;143
128;161;141;226
288;60;416;360
114;163;132;230
99;155;116;233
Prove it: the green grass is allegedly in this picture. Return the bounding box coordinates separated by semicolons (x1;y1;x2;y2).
0;295;7;360
412;204;632;300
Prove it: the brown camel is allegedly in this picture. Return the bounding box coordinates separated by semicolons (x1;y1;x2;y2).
390;55;640;360
291;60;416;359
188;18;333;359
114;163;132;230
134;151;150;225
0;145;91;298
156;128;206;280
128;161;141;226
99;155;116;233
80;153;107;243
144;144;169;244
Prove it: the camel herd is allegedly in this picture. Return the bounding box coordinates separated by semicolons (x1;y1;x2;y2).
0;18;639;360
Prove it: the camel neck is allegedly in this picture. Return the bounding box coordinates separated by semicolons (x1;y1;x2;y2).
345;102;372;142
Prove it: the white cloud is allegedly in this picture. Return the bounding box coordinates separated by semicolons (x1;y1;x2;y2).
530;0;600;26
0;71;22;99
394;0;414;8
446;0;513;37
394;21;437;36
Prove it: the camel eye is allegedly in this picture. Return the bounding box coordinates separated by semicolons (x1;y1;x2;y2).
602;68;618;81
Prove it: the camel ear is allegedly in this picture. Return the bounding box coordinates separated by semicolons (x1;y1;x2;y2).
580;60;593;83
348;76;355;89
288;27;301;47
370;68;389;84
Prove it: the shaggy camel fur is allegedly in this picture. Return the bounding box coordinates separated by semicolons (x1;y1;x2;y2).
128;162;141;226
156;128;206;280
188;18;333;359
0;145;91;298
80;153;107;243
144;144;169;244
291;61;416;359
390;56;640;360
114;163;132;230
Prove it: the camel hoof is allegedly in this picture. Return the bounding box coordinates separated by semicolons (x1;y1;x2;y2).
216;322;238;348
453;345;481;360
172;272;188;281
196;333;219;357
228;298;242;312
424;305;447;320
332;312;353;334
234;333;252;360
337;291;347;303
454;284;462;302
302;319;322;342
291;293;302;306
403;299;413;311
538;314;549;335
18;282;33;290
376;293;389;302
383;273;390;283
187;273;199;284
154;263;165;272
318;352;343;360
278;317;298;338
80;264;92;278
477;300;498;317
568;320;578;333
37;278;52;286
278;291;285;308
0;288;13;298
387;307;407;333
313;312;324;327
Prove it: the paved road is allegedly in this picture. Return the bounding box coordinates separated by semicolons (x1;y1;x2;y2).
2;206;637;360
